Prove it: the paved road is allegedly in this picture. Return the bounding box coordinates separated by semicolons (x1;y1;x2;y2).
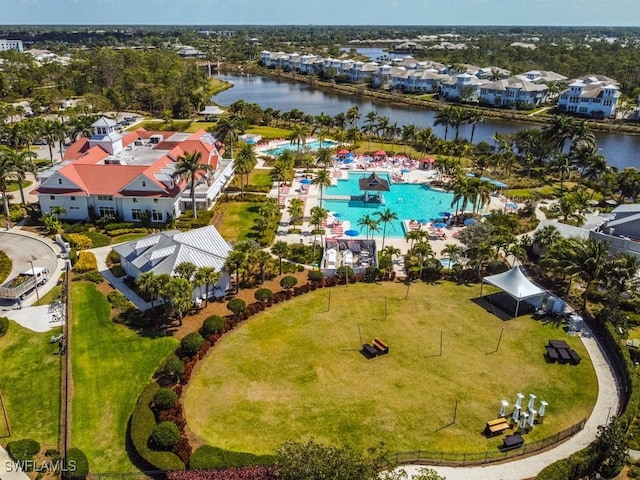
402;319;621;480
0;230;62;309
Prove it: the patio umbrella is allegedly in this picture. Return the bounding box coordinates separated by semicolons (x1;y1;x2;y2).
432;222;447;229
438;211;451;217
374;150;387;156
345;229;359;237
337;149;349;155
464;218;478;226
421;157;435;163
417;219;428;224
345;152;355;159
300;178;312;185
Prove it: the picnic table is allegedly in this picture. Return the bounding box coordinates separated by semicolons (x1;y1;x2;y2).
502;433;524;450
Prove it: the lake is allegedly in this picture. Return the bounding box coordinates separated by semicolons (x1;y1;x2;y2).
213;74;640;170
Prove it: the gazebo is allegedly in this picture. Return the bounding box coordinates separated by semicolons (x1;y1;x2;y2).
358;172;390;203
199;105;224;120
480;266;547;317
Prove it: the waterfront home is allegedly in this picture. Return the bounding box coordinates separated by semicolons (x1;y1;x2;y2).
34;117;232;222
557;74;620;118
391;68;449;93
479;77;548;107
515;70;568;84
441;73;488;101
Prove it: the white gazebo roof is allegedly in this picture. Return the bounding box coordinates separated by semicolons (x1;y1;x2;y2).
199;105;224;116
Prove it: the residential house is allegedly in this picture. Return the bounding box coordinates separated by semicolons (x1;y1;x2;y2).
113;225;232;300
441;73;487;102
391;68;449;93
34;117;232;222
590;204;640;258
516;70;568;84
479;77;548;107
557;75;621;118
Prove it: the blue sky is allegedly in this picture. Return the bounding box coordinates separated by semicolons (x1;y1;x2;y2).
2;0;639;26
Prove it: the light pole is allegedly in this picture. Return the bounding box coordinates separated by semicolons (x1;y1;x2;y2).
28;260;40;304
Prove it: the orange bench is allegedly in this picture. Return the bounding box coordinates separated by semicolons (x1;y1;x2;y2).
373;338;389;355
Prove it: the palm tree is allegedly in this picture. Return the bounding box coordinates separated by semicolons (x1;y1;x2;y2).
312;168;332;209
346;106;360;127
174;261;197;281
542;115;576;154
450;107;468;141
172;151;212;219
465;109;484;144
375;208;398;251
288;124;310;160
400;124;416;151
213;115;244;159
362;111;378;151
450;174;471;216
271;241;290;275
441;244;464;262
0;150;17;218
287;197;304;225
315;148;333;169
573;239;611;310
548;153;573;192
357;214;379;241
0;147;36;205
196;266;221;306
533;225;561;254
234;142;258;199
40;119;65;166
253;250;273;284
136;272;162;309
434;106;455;141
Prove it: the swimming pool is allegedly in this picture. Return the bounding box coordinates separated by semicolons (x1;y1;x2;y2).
263;139;337;156
323;173;454;238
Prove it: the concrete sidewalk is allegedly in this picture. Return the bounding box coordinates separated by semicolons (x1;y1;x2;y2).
402;321;621;480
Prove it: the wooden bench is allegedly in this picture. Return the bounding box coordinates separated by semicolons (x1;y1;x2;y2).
568;349;582;365
373;338;389;355
362;343;378;359
485;418;510;435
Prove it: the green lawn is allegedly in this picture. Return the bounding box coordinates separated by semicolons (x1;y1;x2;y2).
6;180;32;192
248;169;274;188
0;321;60;444
245;126;292;139
71;282;178;472
186;121;217;133
184;282;597;456
209;77;233;96
214;202;263;243
0;250;12;284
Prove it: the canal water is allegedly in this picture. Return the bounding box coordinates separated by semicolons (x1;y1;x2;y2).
213;74;640;170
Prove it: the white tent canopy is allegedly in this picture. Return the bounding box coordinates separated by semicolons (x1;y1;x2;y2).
481;267;547;317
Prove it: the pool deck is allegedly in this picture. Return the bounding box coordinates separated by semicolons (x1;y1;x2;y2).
270;166;512;277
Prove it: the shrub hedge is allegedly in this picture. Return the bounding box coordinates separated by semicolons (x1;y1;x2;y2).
0;316;9;337
83;231;111;248
66;233;93;250
154;388;178;411
181;332;204;357
201;315;225;336
150;421;181;451
65;447;89;480
74;251;98;273
104;222;136;231
129;383;185;471
7;438;40;462
107;290;133;312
